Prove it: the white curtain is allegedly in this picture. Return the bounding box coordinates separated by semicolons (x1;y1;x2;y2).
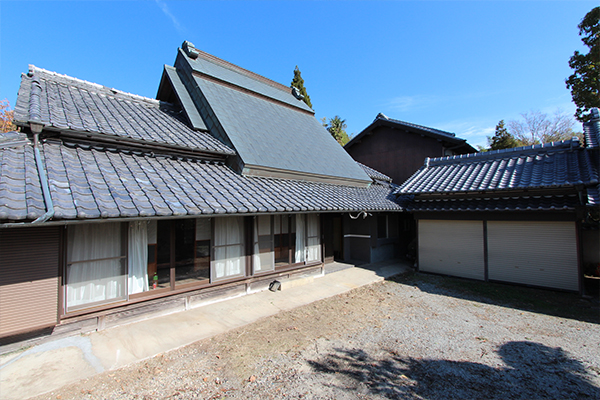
66;222;126;310
307;214;321;262
295;214;306;263
214;217;245;280
253;215;274;273
128;221;148;295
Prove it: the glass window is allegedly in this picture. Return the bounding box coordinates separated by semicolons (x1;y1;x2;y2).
192;218;211;284
153;219;210;289
147;220;159;289
129;221;148;295
295;214;306;263
141;219;212;291
174;219;200;286
66;222;127;311
274;215;296;267
156;220;173;289
253;215;274;273
213;217;245;280
307;214;321;262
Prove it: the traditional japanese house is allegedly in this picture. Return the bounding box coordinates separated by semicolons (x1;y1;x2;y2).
0;42;403;344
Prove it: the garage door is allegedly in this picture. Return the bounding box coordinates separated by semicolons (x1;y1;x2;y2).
487;221;578;291
418;220;485;280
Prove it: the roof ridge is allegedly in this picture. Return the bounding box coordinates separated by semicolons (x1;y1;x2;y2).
427;138;581;165
376;113;457;138
191;48;292;95
27;65;163;106
583;107;599;148
356;161;393;182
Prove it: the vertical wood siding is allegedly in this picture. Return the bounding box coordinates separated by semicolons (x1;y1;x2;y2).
0;227;60;337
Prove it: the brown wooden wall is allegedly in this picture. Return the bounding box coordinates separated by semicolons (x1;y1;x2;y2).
0;226;61;338
346;126;448;185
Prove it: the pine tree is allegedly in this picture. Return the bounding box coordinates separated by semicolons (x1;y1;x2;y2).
566;6;600;122
488;120;519;150
323;116;350;146
291;66;313;109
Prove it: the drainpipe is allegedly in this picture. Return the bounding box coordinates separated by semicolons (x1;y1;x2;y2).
31;122;55;224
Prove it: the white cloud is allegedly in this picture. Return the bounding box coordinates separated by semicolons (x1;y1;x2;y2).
155;0;184;34
386;95;440;113
435;119;496;149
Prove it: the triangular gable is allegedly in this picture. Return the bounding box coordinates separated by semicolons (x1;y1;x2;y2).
162;42;372;188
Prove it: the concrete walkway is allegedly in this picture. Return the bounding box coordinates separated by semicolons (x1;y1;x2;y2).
0;260;410;400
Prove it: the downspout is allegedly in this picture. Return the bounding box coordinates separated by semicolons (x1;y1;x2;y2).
31;122;55;224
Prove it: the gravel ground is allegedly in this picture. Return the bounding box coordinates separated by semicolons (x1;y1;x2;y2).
32;272;600;400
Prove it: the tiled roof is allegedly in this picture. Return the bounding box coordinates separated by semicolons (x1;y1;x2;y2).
0;131;29;148
345;113;475;153
0;140;45;220
403;194;581;212
0;140;402;222
375;113;457;138
583;108;599;149
13;66;234;155
396;139;598;195
183;47;313;114
175;49;370;185
358;162;393;183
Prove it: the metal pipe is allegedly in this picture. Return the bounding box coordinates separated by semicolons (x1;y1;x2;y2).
32;132;55;224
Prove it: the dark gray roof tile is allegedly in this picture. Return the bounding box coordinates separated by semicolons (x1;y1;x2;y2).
583;108;599;148
357;162;393;183
396;139;597;195
14;66;235;156
1;140;403;222
346;113;476;153
187;61;369;185
404;194;581;212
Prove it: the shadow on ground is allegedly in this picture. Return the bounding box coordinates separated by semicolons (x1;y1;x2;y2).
308;341;600;399
388;272;600;324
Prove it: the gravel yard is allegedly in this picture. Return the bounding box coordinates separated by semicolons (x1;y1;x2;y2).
32;272;600;400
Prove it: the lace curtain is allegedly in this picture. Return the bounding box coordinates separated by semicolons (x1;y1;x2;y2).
128;221;148;295
295;214;306;263
253;215;274;273
66;222;126;310
214;217;245;280
307;214;321;262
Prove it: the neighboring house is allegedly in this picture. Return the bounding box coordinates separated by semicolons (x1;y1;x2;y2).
395;110;599;293
0;42;403;344
344;113;476;185
344;113;476;256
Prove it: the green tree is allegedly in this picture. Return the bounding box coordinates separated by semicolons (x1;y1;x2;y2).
291;66;313;109
323;115;350;146
507;110;581;146
488;120;519;150
566;6;600;122
0;99;16;133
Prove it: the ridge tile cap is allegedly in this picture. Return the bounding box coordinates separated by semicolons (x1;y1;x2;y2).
427;138;581;165
27;65;165;107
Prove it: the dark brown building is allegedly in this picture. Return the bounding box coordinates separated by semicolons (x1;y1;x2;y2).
345;113;476;185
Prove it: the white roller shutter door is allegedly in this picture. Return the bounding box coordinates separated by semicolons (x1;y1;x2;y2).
487;221;579;291
418;220;485;280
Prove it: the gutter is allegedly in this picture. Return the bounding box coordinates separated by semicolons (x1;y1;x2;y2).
31;123;55;224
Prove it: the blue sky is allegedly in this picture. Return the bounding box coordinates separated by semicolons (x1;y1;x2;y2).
0;1;596;148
